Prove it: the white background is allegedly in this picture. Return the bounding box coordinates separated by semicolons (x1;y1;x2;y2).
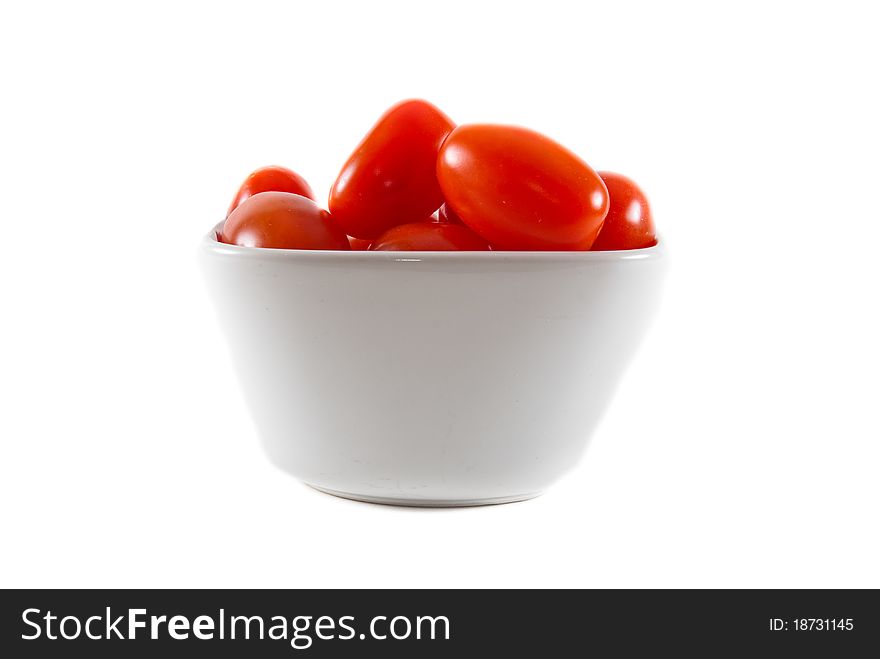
1;1;878;588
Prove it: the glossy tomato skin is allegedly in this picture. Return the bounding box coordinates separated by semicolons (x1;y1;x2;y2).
329;99;455;240
436;202;464;225
348;236;372;250
591;172;657;250
221;191;350;250
228;165;315;215
370;222;491;251
437;125;609;250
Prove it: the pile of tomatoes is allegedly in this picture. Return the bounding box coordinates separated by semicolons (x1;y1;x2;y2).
220;99;656;251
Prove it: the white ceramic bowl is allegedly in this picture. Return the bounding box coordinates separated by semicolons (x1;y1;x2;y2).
200;225;666;506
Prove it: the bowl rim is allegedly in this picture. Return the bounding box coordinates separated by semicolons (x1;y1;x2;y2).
201;222;665;263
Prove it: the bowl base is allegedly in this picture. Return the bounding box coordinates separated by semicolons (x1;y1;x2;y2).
305;483;543;508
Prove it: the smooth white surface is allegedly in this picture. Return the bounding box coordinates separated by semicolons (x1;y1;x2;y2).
0;1;878;587
201;232;665;504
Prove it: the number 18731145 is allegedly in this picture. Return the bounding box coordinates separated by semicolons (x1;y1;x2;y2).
769;618;854;631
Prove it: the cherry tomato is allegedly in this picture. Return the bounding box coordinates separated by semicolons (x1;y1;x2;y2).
228;165;315;216
591;172;656;250
436;202;464;225
348;236;372;250
370;222;491;251
329;99;455;240
221;191;350;250
437;125;609;250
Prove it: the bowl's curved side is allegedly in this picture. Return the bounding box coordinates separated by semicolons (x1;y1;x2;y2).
200;235;667;504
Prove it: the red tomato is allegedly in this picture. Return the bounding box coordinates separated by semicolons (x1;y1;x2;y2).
221;191;350;250
436;202;464;225
370;223;491;251
228;165;315;215
329;99;455;240
437;125;609;250
591;172;656;250
348;236;372;250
